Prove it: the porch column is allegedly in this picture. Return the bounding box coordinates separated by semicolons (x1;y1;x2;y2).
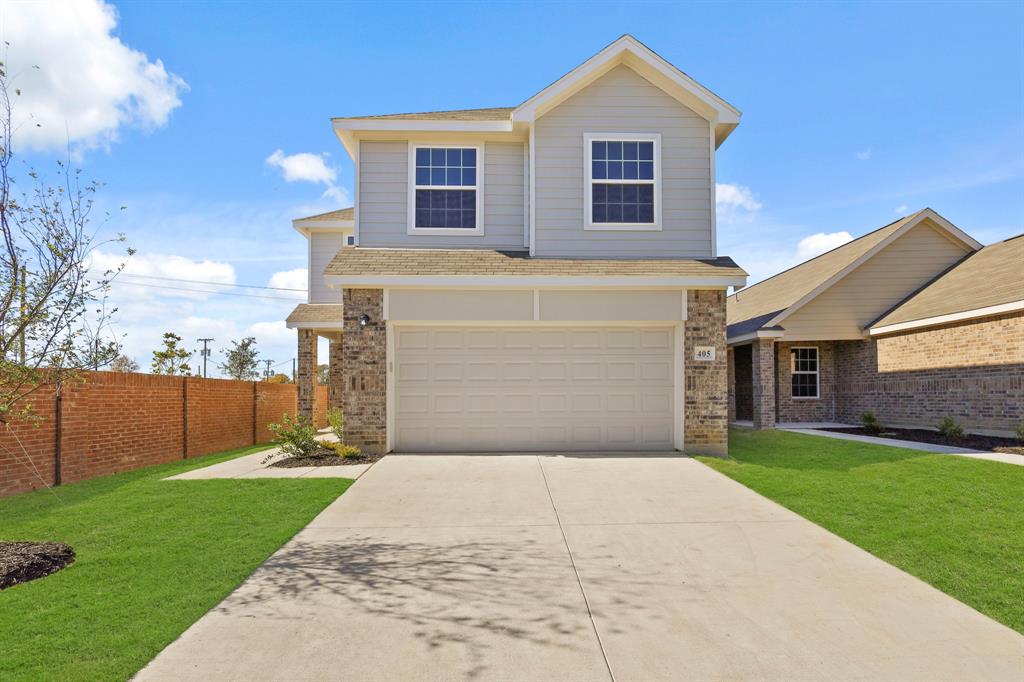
752;337;776;430
328;338;343;411
297;328;317;422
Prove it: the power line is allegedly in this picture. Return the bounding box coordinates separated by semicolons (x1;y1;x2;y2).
108;280;304;301
112;272;307;292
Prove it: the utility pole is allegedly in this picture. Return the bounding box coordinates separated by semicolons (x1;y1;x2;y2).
197;338;214;378
263;359;274;380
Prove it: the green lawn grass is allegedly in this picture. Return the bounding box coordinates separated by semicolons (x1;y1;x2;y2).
699;428;1024;633
0;444;353;681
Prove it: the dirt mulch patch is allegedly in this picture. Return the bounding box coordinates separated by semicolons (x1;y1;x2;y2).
269;449;384;468
824;427;1024;456
1;542;76;590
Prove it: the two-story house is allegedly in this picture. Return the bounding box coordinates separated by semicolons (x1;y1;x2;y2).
286;35;748;455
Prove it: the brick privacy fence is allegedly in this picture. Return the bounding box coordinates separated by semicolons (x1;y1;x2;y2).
0;372;329;497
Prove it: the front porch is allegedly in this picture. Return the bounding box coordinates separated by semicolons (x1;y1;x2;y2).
286;304;344;424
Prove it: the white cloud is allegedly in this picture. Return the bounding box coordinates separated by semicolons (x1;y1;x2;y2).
894;204;909;214
716;183;762;212
267;268;308;291
2;0;187;154
797;231;854;259
91;249;235;301
247;320;295;348
265;150;337;184
855;149;872;161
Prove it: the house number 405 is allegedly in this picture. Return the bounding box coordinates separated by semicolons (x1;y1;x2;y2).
693;346;716;361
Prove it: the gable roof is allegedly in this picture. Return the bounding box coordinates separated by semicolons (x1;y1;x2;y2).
726;209;982;340
512;35;740;147
296;207;354;222
332;35;740;155
870;233;1024;333
292;207;354;236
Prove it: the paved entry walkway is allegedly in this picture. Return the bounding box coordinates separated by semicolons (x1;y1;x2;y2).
138;455;1024;681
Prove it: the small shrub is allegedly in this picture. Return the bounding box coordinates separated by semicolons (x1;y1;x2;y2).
937;416;965;441
266;413;320;460
1016;418;1024;443
861;411;883;435
328;442;362;459
327;407;345;442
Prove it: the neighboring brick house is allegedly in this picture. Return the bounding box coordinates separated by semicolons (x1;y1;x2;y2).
727;211;1023;436
286;35;748;456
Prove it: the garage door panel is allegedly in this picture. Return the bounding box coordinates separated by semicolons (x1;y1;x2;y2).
395;326;676;452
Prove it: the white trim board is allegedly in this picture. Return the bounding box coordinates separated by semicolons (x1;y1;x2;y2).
870;300;1024;336
325;275;746;288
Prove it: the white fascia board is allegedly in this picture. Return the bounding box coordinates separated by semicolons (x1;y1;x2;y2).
764;210;979;330
285;321;344;331
726;329;786;345
512;35;740;144
869;300;1024;336
323;275;747;289
333;119;512;160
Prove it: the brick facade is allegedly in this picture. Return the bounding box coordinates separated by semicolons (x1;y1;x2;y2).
774;341;837;424
749;338;776;429
1;372;322;498
684;289;729;456
835;312;1023;435
342;288;387;453
328;339;344;410
296;328;317;422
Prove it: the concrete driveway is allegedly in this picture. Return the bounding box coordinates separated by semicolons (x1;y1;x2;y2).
138;455;1024;681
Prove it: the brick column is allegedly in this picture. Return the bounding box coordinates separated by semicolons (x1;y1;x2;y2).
684;289;729;457
342;289;386;453
328;338;344;411
752;338;776;430
296;328;317;423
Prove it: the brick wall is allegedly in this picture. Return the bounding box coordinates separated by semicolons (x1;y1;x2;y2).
342;289;387;454
775;341;837;423
1;372;316;498
684;289;729;456
835;312;1024;435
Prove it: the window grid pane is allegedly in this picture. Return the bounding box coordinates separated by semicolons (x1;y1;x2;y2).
590;140;656;224
415;147;478;188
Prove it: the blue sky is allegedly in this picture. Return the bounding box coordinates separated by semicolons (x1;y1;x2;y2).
3;0;1022;374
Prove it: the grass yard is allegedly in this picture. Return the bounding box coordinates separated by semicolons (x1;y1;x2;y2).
0;444;353;681
700;428;1024;634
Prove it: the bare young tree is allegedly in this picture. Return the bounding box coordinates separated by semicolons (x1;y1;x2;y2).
0;58;130;426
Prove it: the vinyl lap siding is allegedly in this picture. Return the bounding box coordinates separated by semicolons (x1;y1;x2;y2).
534;64;713;258
780;222;974;339
358;140;525;249
309;232;344;303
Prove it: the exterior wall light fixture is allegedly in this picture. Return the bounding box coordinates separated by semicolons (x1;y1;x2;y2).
359;314;370;327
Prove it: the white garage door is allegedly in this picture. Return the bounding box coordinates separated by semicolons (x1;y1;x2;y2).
394;326;677;452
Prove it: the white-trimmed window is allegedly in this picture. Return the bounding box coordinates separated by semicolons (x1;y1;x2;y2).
584;133;661;231
790;347;819;399
407;144;484;235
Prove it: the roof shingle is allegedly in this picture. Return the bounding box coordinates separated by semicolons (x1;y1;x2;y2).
332;107;514;122
286;304;344;327
323;248;746;280
295;207;354;223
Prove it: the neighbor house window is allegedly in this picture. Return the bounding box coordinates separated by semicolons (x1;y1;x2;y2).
790;347;819;399
584;133;661;230
408;145;483;234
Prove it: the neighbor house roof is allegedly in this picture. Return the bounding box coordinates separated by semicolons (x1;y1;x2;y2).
323;248;747;287
285;304;344;330
726;209;982;341
333;107;514;122
870;234;1024;333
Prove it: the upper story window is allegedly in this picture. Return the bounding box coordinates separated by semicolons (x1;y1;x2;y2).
407;145;483;235
583;133;661;231
790;347;819;399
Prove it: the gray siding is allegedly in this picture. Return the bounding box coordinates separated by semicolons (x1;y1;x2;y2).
534;64;713;258
358;140;526;249
309;232;344;303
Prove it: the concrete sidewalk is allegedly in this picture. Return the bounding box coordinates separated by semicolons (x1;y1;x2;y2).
138;455;1024;681
165;448;372;480
782;427;1024;467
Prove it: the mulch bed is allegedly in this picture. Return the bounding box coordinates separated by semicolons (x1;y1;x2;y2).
269;449;384;468
824;427;1024;456
1;542;76;590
